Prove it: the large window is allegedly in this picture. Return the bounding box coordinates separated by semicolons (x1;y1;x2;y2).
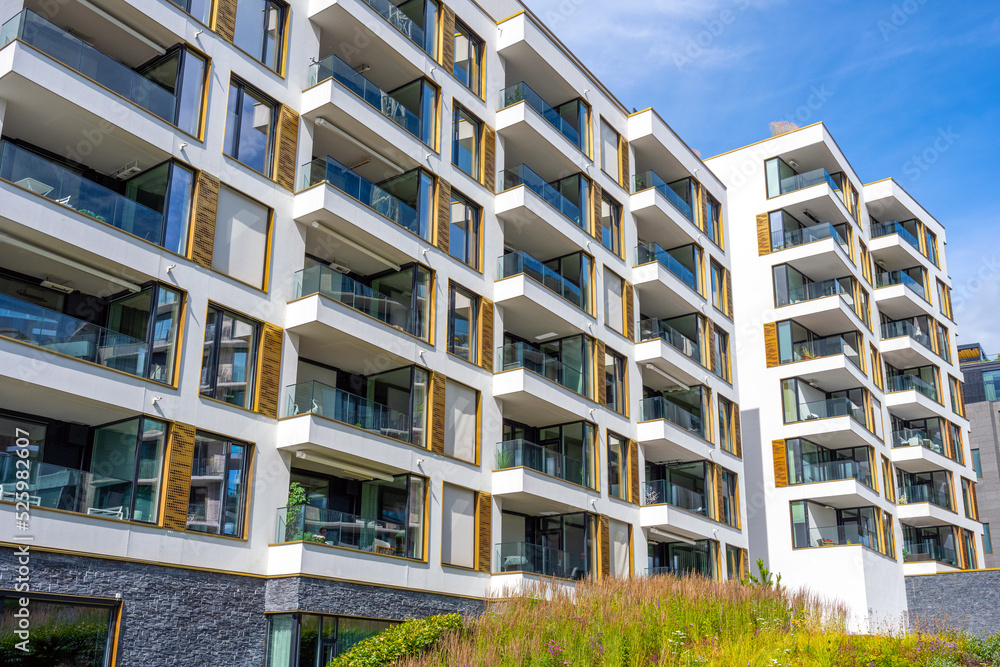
123;160;196;255
607;431;628;500
441;483;476;568
166;0;213;24
985;524;993;555
449;191;481;269
453;20;483;95
0;595;118;665
610;518;631;576
949;375;965;416
200;306;260;408
710;260;727;314
214;185;271;289
187;432;251;537
224;79;277;175
711;327;730;381
599;119;619;181
105;283;184;384
973;449;983;479
234;0;286;71
604;268;624;334
601;193;622;256
452;105;481;179
704;192;723;248
718;396;735;454
265;613;395;667
138;46;208;136
719;468;738;527
444;379;478;463
448;284;478;363
604;347;627;415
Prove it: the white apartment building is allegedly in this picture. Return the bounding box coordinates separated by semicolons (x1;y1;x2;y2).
0;0;747;663
707;123;982;629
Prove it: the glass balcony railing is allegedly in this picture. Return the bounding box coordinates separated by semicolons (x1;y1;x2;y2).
497;250;589;311
494;541;587;579
0;291;149;375
0;141;165;242
802;523;873;548
497;342;588;397
0;451;133;520
791;397;866;425
886;374;939;401
284;380;412;443
497;164;584;228
499;82;584;150
870;221;921;250
788;335;861;367
633;170;694;222
275;505;406;556
778;167;842;196
308;54;426;141
638;318;701;362
294;265;416;335
903;541;958;566
880;320;932;349
787;278;851;305
634;242;698;291
639;396;705;438
495;439;590;487
359;0;432;55
301;156;422;236
641;479;708;515
645;566;677;577
891;427;945;455
876;270;926;299
898;484;951;509
795;459;872;487
1;10;176;122
771;222;848;252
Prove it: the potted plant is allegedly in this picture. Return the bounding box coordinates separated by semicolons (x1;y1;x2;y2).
285;482;307;542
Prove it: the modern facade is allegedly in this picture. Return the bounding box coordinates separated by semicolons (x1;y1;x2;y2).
706;123;983;629
957;342;999;568
0;0;748;664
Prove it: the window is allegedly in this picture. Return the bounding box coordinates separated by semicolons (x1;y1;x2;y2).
712;327;730;381
949;422;965;465
224;79;277;175
604;268;624;334
973;449;983;479
937;280;953;319
600;193;622;256
859;241;873;284
924;228;939;266
265;613;395;666
949;375;965;416
201;306;260;408
704;192;723;248
453;20;483;95
444;379;478;463
963;529;978;569
610;518;631;576
449;191;481;269
213;185;271;289
718;396;735;454
166;0;213;24
934;323;951;363
985;370;1000;402
870;344;884;390
962;478;978;520
452;105;481;179
719;468;738;527
441;484;476;568
599;119;619;181
104;283;184;384
710;260;727;314
607;432;628;500
234;0;286;71
0;595;118;665
726;545;744;581
448;284;478;362
187;432;251;537
122;160;196;255
985;524;993;555
89;416;168;523
604;347;627;415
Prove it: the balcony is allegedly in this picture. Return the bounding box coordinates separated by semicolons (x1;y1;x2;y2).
495;439;590;488
772;167;844;198
275;505;413;558
885;371;941;420
500;82;586;152
891;427;946;456
641;479;707;515
497;250;591;315
284;380;412;444
797;523;875;549
636;394;713;462
494;341;592;425
498;164;586;230
635;242;699;292
638;318;701;363
633;171;694;223
898;484;952;511
496;85;588;177
634;317;705;388
903;541;958;567
879;319;938;369
494;542;587;580
494;167;593;260
782;395;875;450
771;222;849;253
358;0;437;57
640;396;705;438
871;220;921;250
875;270;930;320
294;265;417;336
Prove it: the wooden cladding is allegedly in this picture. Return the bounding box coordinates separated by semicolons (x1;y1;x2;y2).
772;440;788;487
479;298;494;372
714;465;725;523
624;282;635;341
435;178;452;252
763;322;779;368
483;124;496;191
733;404;743;458
476;492;492;573
190;172;220;269
275;105;300;191
215;0;237;42
256;323;284;419
591;182;603;239
627;439;639;505
440;4;456;71
756;213;771;255
599;514;611;578
618;136;629;189
430;372;447;454
706;320;717;374
724;270;734;319
595;340;607;406
162;422;196;531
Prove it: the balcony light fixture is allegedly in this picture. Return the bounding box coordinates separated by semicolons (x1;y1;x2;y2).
0;231;141;292
645;363;690;391
294;450;394;482
534;332;558;341
310;222;401;271
355;63;371;74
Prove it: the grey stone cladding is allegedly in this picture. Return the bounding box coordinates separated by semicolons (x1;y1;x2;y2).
906;569;1000;636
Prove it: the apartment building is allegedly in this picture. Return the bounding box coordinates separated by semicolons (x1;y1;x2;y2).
0;0;747;663
957;342;999;568
706;123;982;628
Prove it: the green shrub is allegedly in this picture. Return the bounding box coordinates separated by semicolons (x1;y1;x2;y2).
327;613;462;667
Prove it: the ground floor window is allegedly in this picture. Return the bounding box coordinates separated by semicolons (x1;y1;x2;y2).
264;612;394;666
0;593;118;666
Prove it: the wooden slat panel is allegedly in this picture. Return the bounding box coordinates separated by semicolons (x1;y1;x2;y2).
971;481;980;520
618;136;629;189
440;4;456;71
772;440;788;487
714;464;724;522
275;105;300;191
734;403;742;458
256;323;283;419
724;269;733;318
482;125;496;191
430;372;446;454
215;0;237;42
628;439;639;505
624;281;634;341
706;320;716;373
763;322;779;368
162;422;196;531
190;172;219;269
591;182;603;239
436;179;451;252
595;340;606;406
599;514;610;578
479;298;494;372
477;492;491;573
756;213;771;255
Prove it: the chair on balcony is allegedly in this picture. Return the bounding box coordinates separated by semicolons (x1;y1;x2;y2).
0;485;41;505
87;506;126;520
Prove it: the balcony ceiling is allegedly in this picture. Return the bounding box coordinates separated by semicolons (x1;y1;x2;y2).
775;142;843;179
293;320;414;375
631;143;691;186
866;194;917;224
0;375;135;426
500;42;579;107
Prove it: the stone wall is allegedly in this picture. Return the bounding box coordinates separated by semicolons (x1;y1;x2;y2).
906;569;1000;636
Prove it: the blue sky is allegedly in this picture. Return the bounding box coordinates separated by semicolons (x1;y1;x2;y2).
524;0;1000;353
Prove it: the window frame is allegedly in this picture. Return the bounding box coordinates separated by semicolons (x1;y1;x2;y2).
448;189;482;270
224;78;278;176
452;19;484;96
186;430;253;538
200;304;262;409
600;192;623;257
604;347;627;415
233;0;288;73
599;117;620;182
451;104;482;180
447;282;479;363
606;431;628;501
